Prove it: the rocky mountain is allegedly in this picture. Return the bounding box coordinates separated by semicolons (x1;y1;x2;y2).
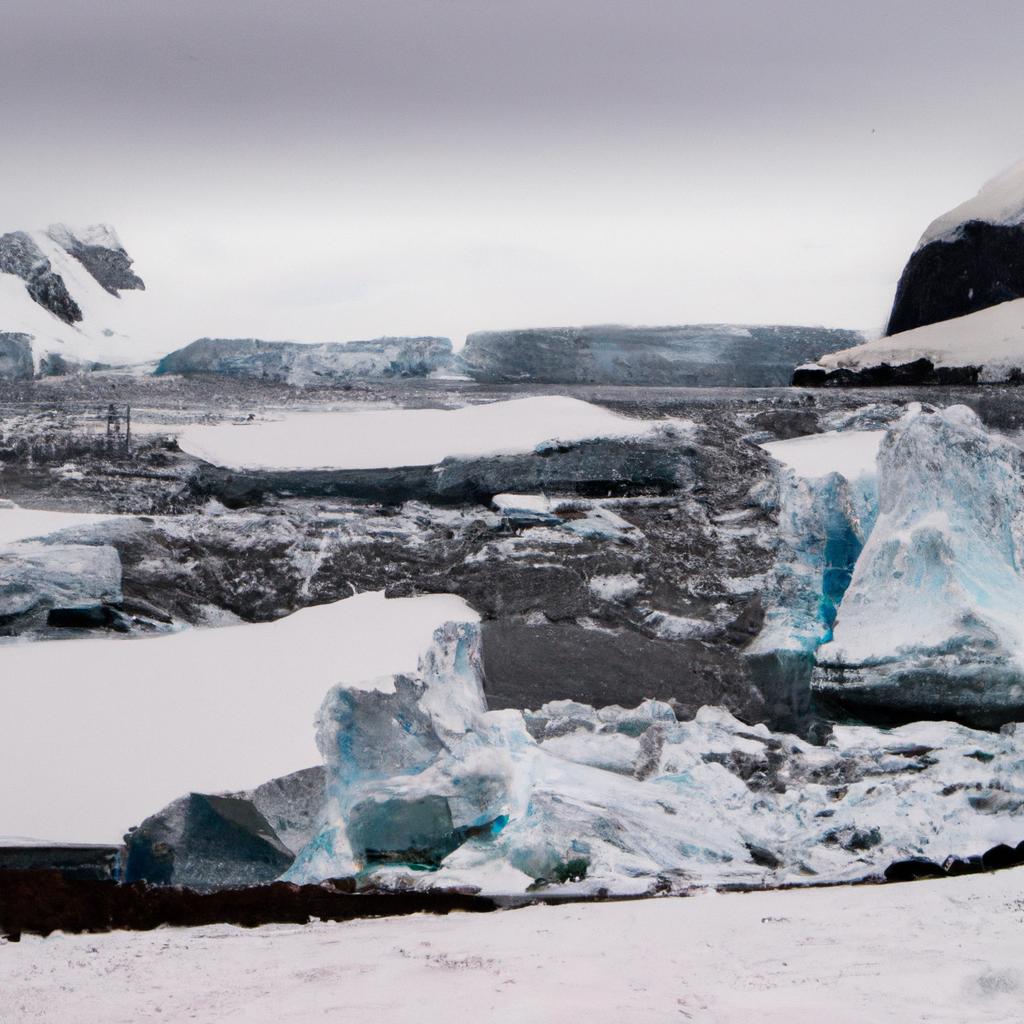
0;224;148;376
888;160;1024;335
458;323;863;387
796;160;1024;385
155;335;453;384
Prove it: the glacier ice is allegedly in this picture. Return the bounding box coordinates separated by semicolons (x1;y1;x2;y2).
813;404;1024;726
746;429;880;729
287;621;1024;895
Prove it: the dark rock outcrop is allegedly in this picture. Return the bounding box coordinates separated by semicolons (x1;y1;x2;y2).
793;359;983;388
0;231;81;324
0;870;499;940
190;433;691;508
887;221;1024;335
46;223;145;295
0;843;121;881
156;336;453;384
459;324;863;387
0;332;34;380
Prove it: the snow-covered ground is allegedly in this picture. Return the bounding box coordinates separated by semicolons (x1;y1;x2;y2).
0;592;477;844
4;870;1023;1024
811;298;1024;378
177;396;688;470
760;429;884;480
0;502;120;544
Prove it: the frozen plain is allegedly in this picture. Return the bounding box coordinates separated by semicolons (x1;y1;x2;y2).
4;869;1023;1024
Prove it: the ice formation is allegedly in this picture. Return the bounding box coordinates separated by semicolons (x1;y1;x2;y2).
287;621;1024;895
813;405;1024;725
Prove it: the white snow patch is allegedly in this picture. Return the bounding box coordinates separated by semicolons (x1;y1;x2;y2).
177;396;688;471
0;503;119;544
760;429;884;481
0;592;478;844
588;574;642;602
4;871;1023;1023
816;298;1024;376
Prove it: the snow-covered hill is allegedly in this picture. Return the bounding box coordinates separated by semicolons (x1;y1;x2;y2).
0;224;159;374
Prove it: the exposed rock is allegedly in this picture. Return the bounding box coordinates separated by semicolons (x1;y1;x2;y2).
0;231;81;324
0;870;498;940
46;223;145;295
458;324;863;387
0;843;121;881
793;359;982;388
155;336;453;385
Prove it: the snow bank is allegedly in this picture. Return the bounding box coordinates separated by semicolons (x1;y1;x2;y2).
4;871;1021;1024
815;298;1024;378
760;429;884;481
177;396;686;471
0;502;119;545
0;592;478;844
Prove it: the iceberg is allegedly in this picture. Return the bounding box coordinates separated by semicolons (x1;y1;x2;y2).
813;405;1024;726
287;621;1024;895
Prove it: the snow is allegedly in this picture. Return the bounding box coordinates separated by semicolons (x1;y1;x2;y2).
0;502;119;545
5;870;1024;1023
815;297;1024;375
177;396;687;471
919;158;1024;246
0;228;168;368
760;429;884;481
0;592;478;845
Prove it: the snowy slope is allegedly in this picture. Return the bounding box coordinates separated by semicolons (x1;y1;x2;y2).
0;225;163;370
5;870;1023;1024
920;159;1024;247
812;298;1024;380
177;396;689;471
0;592;478;844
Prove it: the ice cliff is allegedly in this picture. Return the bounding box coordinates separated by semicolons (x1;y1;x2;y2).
155;336;453;384
458;324;863;387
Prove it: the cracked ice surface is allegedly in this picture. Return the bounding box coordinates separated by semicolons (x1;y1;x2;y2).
287;622;1024;895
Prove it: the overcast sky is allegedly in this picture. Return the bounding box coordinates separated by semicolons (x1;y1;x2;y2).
4;0;1024;347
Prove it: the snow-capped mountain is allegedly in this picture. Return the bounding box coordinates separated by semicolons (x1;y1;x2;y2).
0;224;156;375
887;160;1024;336
795;159;1024;385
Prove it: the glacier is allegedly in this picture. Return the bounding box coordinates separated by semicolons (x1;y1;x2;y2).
286;620;1024;895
